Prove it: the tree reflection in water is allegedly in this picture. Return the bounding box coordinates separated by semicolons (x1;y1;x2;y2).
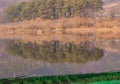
7;40;104;63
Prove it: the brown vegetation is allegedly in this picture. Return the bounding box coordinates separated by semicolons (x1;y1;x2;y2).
0;17;120;44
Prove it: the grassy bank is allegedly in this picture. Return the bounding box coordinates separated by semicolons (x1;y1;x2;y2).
0;72;120;84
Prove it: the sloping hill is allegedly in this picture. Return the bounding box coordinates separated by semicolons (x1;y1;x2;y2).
0;0;120;23
0;0;119;15
103;0;120;11
103;0;120;3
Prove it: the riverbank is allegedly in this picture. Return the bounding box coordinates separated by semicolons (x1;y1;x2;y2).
0;71;120;84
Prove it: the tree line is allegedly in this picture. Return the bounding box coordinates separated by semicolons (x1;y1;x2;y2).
7;40;104;63
6;0;103;21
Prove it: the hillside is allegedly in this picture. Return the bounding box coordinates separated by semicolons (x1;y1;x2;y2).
103;0;120;3
0;0;119;13
0;0;120;23
103;0;120;10
0;0;120;43
0;0;119;43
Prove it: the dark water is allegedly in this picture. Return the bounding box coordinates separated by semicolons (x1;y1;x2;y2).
0;39;120;79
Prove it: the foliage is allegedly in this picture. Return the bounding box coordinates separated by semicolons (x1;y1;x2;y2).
0;72;120;84
7;40;104;63
5;0;103;21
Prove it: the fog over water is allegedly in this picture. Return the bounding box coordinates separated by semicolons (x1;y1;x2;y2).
0;39;120;79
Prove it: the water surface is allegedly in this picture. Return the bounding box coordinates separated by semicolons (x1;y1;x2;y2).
0;39;120;79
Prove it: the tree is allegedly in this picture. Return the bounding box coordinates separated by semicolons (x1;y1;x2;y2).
6;0;103;21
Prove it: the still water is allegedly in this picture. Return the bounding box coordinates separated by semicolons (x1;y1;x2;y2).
0;39;120;79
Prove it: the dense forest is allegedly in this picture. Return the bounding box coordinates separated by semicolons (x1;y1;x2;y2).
6;0;103;21
7;40;104;63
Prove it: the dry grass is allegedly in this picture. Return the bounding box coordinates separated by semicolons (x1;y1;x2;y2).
0;17;120;44
96;17;120;28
